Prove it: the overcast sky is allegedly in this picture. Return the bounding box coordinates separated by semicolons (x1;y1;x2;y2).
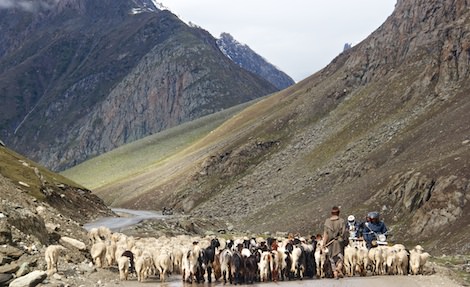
161;0;397;82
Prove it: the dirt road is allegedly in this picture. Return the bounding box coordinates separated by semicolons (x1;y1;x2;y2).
82;272;462;287
77;210;464;287
83;208;169;232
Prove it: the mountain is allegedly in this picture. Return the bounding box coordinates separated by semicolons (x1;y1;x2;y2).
65;0;470;256
0;143;114;285
0;143;113;243
217;32;295;90
0;0;279;171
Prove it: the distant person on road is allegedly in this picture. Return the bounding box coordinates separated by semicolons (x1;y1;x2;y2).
362;211;388;249
322;206;347;279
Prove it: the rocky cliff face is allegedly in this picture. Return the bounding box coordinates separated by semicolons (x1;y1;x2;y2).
217;33;296;90
0;0;279;171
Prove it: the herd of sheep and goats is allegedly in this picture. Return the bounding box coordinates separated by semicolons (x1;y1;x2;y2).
44;225;431;284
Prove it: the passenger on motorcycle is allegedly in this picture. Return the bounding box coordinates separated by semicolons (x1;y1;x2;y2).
362;211;387;249
346;215;362;240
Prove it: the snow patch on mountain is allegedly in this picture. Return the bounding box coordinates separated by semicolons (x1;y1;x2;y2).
216;33;295;89
130;0;166;14
151;0;168;10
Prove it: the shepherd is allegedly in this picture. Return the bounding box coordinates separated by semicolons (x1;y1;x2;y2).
321;206;348;279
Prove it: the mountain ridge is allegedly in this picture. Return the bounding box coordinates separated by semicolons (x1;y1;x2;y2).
0;0;286;171
217;32;295;90
64;0;470;255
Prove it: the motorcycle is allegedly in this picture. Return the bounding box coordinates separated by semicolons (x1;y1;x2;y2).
367;231;388;247
374;232;388;246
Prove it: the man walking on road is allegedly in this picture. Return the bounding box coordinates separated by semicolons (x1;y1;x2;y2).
322;206;348;279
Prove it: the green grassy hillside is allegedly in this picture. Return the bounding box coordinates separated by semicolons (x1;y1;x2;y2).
0;146;82;200
61;99;260;190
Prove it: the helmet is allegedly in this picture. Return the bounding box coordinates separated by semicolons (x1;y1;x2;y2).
347;215;355;222
368;211;380;219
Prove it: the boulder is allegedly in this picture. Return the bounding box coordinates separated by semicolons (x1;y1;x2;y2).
9;270;47;287
16;262;31;278
0;273;13;286
0;254;11;266
0;245;24;259
0;262;18;274
59;236;86;251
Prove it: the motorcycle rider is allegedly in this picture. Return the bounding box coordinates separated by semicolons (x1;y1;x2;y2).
362;211;387;249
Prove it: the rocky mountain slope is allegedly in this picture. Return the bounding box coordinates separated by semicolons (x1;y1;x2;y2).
80;0;470;255
0;144;113;232
0;143;114;285
217;32;296;89
0;149;466;285
0;0;281;171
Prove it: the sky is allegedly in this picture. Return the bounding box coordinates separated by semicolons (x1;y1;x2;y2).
160;0;397;82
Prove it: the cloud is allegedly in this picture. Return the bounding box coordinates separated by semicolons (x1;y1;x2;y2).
0;0;14;9
0;0;60;12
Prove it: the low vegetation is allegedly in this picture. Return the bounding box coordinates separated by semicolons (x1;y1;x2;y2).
61;99;260;190
0;147;81;200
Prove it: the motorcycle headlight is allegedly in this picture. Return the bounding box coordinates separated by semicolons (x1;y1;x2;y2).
378;234;386;242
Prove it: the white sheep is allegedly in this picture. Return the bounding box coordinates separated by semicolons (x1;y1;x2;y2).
44;245;67;276
384;246;397;275
87;226;112;243
355;245;369;276
98;226;112;241
391;244;406;252
117;256;130;280
135;251;153;282
258;251;272;282
106;240;117;266
290;245;305;279
395;249;409;275
172;245;184;274
181;247;192;282
410;245;430;275
154;250;173;282
219;248;233;284
344;245;357;277
87;228;101;244
368;247;384;275
114;246;127;266
314;240;327;278
91;241;107;268
182;243;203;283
419;252;430;274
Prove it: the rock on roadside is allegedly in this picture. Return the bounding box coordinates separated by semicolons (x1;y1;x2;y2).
59;236;86;251
8;270;47;287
